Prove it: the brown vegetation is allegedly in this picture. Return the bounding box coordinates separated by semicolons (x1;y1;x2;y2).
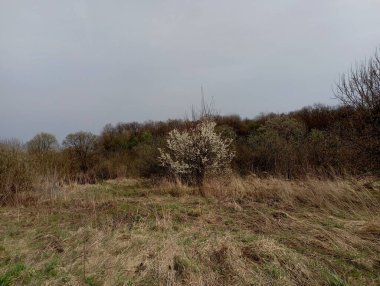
0;177;379;285
0;141;35;205
1;101;377;199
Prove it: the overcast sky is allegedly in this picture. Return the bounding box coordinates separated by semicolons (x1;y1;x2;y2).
1;0;380;141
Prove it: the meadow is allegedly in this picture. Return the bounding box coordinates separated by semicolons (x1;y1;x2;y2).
1;176;379;285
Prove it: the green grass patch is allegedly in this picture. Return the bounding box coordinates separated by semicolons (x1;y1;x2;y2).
0;262;26;286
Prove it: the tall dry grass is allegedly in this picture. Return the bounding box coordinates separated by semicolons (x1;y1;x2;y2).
0;175;379;285
200;175;379;214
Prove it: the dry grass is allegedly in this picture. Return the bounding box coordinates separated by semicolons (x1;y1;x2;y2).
0;176;379;285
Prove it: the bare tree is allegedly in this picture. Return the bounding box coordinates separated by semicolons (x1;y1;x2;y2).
186;91;219;122
63;132;98;173
335;48;380;169
335;48;380;110
27;132;59;153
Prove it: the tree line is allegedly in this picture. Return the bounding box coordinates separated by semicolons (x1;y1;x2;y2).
1;47;379;202
2;102;377;181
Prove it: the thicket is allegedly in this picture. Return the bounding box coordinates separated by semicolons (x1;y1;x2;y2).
0;140;35;204
1;103;377;186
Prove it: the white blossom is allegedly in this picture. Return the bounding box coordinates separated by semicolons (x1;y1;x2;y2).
158;120;235;186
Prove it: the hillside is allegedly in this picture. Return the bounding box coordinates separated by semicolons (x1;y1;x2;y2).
1;177;379;285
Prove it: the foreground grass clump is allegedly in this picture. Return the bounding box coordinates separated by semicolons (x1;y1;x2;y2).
0;177;379;285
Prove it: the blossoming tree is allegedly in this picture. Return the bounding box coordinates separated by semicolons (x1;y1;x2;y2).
158;120;235;194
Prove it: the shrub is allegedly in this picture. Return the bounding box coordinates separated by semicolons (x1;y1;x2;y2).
158;120;235;193
249;117;306;178
0;143;34;204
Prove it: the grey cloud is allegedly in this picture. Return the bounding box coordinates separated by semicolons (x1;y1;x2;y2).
1;0;380;141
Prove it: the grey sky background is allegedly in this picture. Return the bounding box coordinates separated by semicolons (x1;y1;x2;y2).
1;0;380;142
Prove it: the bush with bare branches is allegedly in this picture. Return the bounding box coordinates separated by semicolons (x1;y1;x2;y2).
0;142;34;204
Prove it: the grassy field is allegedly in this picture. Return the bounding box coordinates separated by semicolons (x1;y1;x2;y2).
0;176;379;285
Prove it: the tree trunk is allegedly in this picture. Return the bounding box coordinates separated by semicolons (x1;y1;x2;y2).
196;168;205;196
